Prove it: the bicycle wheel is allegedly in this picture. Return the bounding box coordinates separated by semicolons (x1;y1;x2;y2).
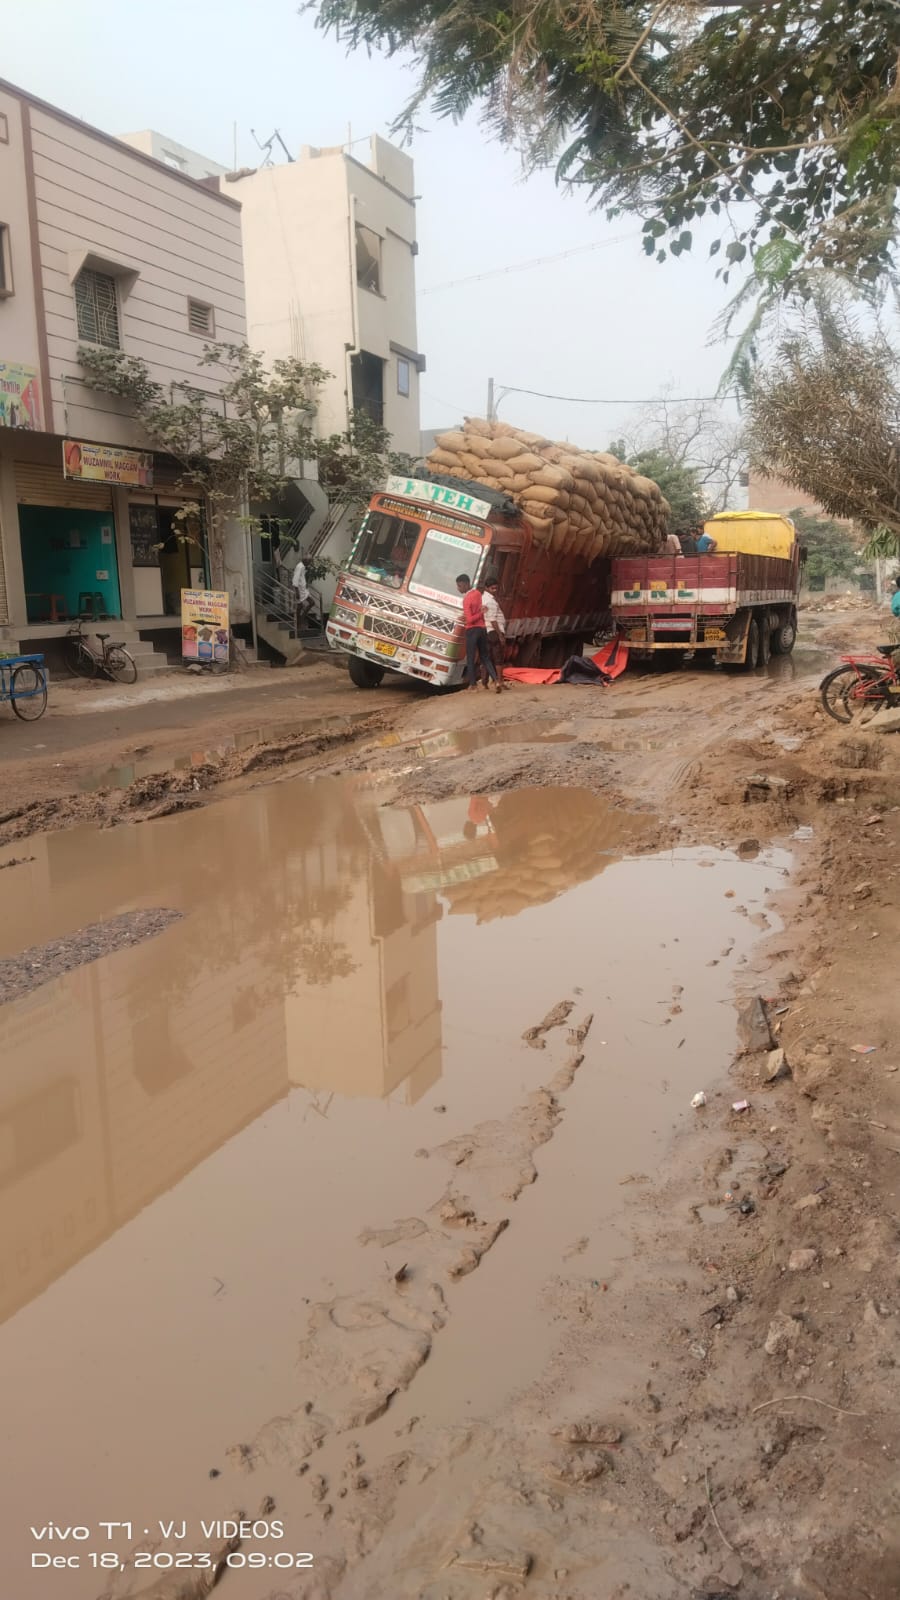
820;665;885;725
63;636;96;678
10;663;48;720
105;647;137;684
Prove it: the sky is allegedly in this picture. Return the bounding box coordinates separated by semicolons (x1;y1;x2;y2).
3;0;739;446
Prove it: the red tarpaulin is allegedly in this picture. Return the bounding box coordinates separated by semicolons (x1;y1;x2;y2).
502;639;629;686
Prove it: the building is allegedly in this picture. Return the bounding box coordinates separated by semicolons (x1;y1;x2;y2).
746;469;843;521
226;138;425;459
120;129;228;184
0;80;248;665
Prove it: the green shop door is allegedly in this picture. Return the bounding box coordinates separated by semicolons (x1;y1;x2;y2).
19;506;122;622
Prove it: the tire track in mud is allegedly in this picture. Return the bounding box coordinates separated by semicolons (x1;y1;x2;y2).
224;1009;590;1490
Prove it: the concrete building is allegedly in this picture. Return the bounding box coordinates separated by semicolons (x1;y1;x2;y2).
226;138;425;458
746;469;844;521
120;129;228;184
0;80;248;666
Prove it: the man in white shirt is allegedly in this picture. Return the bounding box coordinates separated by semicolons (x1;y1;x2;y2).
481;578;510;689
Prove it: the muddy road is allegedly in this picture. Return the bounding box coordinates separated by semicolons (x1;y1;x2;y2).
2;615;900;1600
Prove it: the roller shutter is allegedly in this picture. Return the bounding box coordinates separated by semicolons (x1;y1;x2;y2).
14;461;113;511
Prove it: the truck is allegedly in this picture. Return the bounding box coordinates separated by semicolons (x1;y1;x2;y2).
610;511;802;668
326;472;609;688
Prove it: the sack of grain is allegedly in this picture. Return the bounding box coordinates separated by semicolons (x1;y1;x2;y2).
425;416;666;559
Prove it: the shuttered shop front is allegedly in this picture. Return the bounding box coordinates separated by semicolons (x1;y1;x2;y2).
14;461;113;511
15;460;121;623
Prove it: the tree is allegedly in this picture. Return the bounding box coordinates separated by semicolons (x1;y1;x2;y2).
747;312;900;543
609;438;706;536
311;0;900;290
788;508;860;584
77;344;410;585
611;395;747;510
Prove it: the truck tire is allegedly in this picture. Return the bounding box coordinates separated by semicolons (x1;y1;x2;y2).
743;617;761;671
757;615;771;667
770;611;797;655
348;655;385;689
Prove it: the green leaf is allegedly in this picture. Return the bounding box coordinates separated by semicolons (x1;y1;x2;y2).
726;241;748;264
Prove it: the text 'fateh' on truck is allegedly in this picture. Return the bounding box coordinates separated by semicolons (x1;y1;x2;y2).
325;421;801;687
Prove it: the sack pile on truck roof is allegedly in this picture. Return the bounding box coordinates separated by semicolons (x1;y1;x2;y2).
426;417;669;559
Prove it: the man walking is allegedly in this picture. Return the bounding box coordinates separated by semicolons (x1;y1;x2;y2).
481;577;510;689
456;574;501;692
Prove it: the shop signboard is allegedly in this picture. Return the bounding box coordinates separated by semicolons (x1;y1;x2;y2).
181;588;229;664
63;440;154;487
0;361;43;430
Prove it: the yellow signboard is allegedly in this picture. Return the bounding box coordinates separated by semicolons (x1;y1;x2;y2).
63;440;154;487
181;588;229;664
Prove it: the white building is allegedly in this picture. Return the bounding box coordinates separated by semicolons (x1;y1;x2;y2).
225;137;424;458
120;129;228;184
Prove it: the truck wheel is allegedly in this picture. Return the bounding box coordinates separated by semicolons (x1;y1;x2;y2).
771;612;797;655
348;655;385;689
743;617;761;671
758;616;771;667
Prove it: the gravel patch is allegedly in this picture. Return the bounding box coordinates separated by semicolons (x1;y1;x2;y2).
0;908;183;1004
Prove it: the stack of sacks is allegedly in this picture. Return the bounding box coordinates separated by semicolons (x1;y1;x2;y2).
426;418;668;557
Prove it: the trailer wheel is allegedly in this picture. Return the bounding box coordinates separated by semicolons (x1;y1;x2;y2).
743;617;761;671
770;612;797;655
348;655;385;689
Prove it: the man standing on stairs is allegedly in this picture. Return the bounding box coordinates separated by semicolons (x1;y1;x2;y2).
291;553;314;632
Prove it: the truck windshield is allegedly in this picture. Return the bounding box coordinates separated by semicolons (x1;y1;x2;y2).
349;512;421;588
409;528;483;604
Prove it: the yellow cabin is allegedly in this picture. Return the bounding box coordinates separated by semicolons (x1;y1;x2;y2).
703;510;796;561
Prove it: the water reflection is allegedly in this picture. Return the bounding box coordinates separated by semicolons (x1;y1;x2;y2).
0;780;629;1322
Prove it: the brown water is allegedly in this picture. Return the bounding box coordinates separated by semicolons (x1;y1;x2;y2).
0;776;787;1597
375;720;575;760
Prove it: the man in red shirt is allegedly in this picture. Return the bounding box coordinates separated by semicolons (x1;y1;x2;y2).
456;574;500;692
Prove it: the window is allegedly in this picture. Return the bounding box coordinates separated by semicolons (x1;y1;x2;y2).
74;268;120;348
409;529;482;603
349;511;420;588
355;224;382;293
397;357;410;398
350;350;384;426
188;299;214;336
0;224;12;297
162;150;187;171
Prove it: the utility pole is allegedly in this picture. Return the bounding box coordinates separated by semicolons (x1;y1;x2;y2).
486;376;495;422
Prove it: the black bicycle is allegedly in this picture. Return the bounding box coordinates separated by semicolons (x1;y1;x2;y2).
64;620;137;684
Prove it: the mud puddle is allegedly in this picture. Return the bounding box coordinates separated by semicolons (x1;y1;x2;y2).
376;720;575;760
0;776;787;1598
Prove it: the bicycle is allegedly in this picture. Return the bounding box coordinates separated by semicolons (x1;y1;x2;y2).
64;620;137;684
0;653;48;721
819;644;900;725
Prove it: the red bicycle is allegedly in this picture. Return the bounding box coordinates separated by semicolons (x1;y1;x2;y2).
820;645;900;724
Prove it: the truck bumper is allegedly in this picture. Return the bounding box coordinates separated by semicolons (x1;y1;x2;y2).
616;612;748;664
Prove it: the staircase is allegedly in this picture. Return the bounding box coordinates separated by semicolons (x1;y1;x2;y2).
253;566;327;666
118;625;173;678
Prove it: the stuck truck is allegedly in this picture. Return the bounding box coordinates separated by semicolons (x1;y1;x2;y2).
326;472;611;688
611;511;802;668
